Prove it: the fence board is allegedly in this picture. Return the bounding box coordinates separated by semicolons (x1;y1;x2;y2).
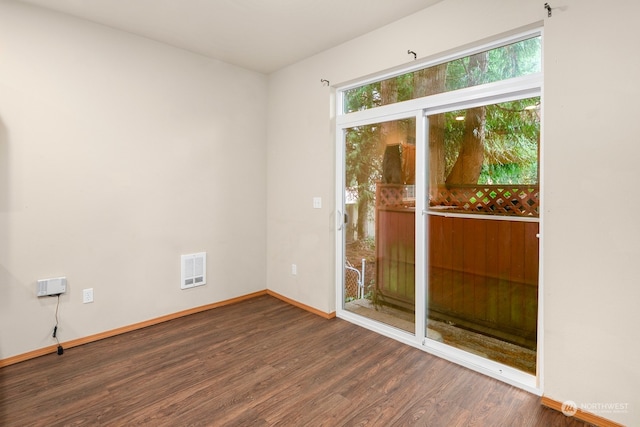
376;207;538;347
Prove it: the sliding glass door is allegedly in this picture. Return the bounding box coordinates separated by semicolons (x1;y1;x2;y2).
336;29;542;390
342;117;416;334
423;98;540;375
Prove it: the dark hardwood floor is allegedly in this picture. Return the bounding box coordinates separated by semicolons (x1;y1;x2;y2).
1;295;591;426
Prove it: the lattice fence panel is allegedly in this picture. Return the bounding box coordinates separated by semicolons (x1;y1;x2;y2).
376;183;538;216
432;185;539;217
376;184;415;208
344;268;361;300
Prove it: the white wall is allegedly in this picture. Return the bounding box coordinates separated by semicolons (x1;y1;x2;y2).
0;2;267;359
543;1;640;424
267;0;640;425
266;63;336;312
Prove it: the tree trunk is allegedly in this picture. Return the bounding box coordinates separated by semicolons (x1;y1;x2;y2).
445;106;486;185
413;64;447;199
380;79;402;184
356;155;374;239
445;52;488;186
356;190;368;240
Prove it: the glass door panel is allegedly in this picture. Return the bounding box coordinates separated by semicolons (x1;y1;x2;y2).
343;118;416;334
424;98;540;374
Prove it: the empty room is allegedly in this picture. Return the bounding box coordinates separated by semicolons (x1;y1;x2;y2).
1;0;638;426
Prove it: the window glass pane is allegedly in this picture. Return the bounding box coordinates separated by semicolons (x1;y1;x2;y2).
426;214;539;374
344;118;416;334
429;96;540;217
343;36;541;114
426;96;540;374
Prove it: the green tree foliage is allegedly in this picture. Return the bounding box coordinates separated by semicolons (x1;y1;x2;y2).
344;85;382;239
445;97;540;184
345;122;381;239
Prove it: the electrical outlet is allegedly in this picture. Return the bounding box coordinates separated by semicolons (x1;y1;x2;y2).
313;197;322;209
82;288;94;304
291;264;297;275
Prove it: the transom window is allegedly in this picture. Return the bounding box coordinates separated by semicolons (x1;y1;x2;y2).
342;35;541;113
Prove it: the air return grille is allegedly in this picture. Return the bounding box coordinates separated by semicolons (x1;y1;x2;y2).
181;252;206;289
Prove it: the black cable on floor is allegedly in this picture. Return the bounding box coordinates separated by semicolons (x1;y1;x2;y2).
53;294;63;355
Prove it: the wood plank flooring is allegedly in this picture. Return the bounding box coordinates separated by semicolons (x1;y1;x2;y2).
0;295;592;426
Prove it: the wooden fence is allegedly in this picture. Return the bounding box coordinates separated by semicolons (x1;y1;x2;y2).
375;183;539;348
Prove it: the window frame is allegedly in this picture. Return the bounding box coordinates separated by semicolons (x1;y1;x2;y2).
335;26;545;394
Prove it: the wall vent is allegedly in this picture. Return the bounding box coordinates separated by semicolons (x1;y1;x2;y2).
181;252;206;289
37;276;67;297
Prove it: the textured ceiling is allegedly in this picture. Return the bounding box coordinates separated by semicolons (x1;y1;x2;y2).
18;0;443;74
